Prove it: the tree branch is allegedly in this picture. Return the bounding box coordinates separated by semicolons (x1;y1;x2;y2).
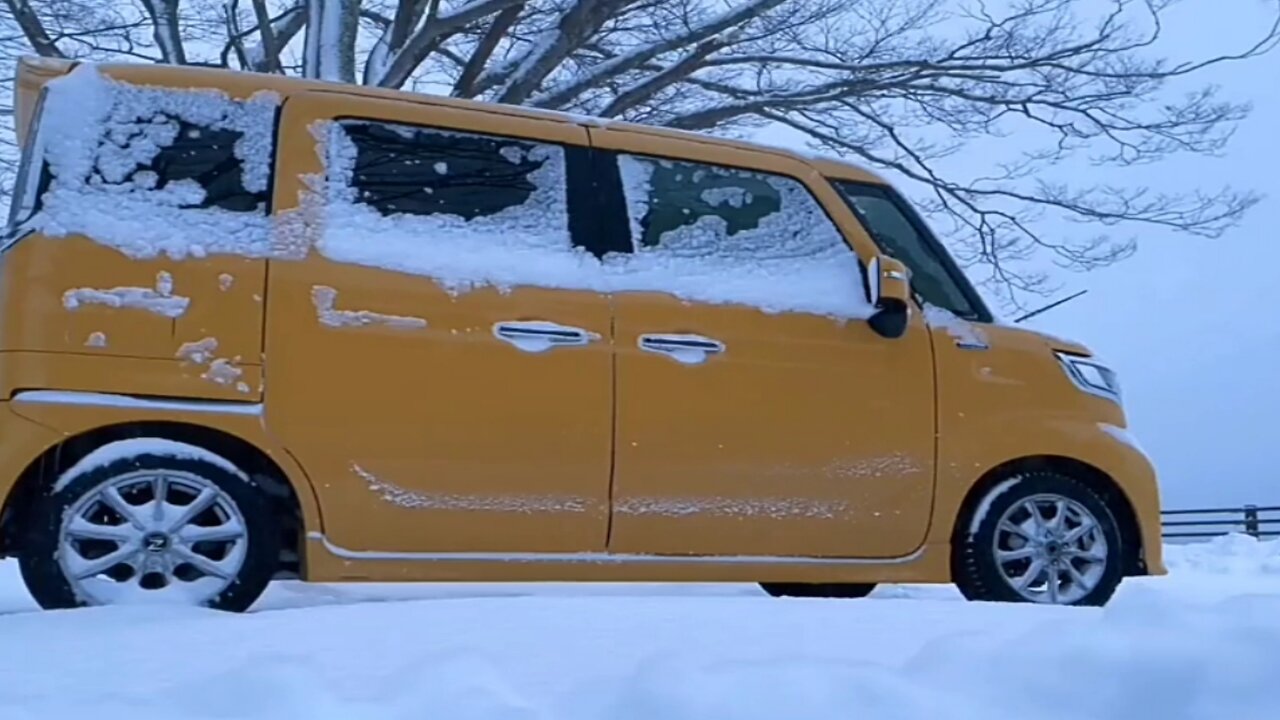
4;0;66;58
376;0;526;89
139;0;188;64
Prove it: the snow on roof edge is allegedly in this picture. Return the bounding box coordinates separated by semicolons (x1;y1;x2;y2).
68;59;889;186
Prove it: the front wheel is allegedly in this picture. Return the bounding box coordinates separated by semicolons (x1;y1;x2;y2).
19;441;279;612
954;470;1124;607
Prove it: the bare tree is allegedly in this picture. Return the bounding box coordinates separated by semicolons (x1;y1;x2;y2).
3;0;1278;306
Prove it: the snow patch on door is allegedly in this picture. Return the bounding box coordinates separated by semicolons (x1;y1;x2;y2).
824;453;923;480
353;464;593;514
175;337;249;393
63;271;190;318
311;286;428;330
614;496;847;520
218;273;235;291
84;331;107;348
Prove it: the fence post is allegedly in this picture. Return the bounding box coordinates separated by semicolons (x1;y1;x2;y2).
1245;505;1260;538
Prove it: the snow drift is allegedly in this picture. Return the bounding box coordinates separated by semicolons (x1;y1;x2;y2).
0;536;1278;720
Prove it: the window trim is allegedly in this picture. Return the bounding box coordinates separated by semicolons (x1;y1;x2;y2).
328;114;600;257
831;180;992;323
3;87;50;249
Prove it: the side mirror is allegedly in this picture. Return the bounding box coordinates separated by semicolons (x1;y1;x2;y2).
866;255;911;339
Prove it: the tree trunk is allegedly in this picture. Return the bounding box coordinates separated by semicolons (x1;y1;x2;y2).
303;0;359;83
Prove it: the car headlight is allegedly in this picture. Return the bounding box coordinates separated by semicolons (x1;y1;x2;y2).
1055;351;1122;403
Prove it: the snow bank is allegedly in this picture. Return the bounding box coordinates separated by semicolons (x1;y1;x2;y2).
1164;533;1280;575
0;578;1278;720
0;536;1279;718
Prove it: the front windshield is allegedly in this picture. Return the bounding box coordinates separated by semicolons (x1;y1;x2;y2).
832;180;985;321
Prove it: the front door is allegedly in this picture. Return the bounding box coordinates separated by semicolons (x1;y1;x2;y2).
265;94;613;554
591;132;937;559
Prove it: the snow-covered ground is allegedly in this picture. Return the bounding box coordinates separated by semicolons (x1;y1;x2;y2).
2;535;1279;719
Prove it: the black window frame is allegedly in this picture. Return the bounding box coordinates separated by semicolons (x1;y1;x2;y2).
832;180;992;323
3;88;51;246
329;115;610;258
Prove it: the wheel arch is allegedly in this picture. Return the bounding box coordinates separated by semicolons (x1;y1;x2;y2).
949;455;1146;577
0;420;318;579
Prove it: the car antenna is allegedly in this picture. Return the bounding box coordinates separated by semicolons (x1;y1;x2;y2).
1012;289;1088;324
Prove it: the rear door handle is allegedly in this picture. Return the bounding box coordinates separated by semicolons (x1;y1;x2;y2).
638;334;725;365
493;321;600;353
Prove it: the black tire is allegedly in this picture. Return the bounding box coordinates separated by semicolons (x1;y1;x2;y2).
760;582;877;599
19;448;278;612
953;469;1124;607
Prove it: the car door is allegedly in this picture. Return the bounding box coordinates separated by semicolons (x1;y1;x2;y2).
264;93;613;554
590;129;937;559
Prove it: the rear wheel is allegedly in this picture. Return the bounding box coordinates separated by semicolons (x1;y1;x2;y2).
19;440;278;612
760;582;877;599
954;470;1124;606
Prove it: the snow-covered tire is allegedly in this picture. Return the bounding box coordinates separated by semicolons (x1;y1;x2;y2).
954;470;1124;607
760;582;877;599
18;440;278;612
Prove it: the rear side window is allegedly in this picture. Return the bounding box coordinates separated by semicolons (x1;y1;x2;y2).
318;119;585;293
95;117;265;213
338;121;554;221
608;154;870;318
23;66;280;260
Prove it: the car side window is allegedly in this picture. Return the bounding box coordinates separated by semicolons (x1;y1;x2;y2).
42;108;271;214
319;119;591;292
109;117;266;213
336;121;559;222
610;154;869;318
832;181;979;319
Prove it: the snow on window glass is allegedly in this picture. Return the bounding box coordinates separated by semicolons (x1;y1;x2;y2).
310;119;871;319
28;65;279;260
607;154;871;318
315;119;599;295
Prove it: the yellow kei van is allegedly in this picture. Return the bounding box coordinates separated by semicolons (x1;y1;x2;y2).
0;57;1163;611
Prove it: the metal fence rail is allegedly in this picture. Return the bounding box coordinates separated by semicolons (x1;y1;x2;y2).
1160;505;1280;540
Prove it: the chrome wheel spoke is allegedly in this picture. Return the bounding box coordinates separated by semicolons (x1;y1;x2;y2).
67;543;139;579
1046;564;1061;603
997;546;1038;563
999;520;1034;541
1061;520;1095;545
1066;546;1107;563
65;517;137;543
1016;558;1046;592
151;475;168;523
1047;499;1067;533
100;487;147;530
171;545;234;579
1027;501;1049;532
164;488;219;534
176;520;245;544
1064;560;1095;594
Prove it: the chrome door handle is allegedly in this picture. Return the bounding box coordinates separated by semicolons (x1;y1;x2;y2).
638;334;725;365
493;321;600;352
